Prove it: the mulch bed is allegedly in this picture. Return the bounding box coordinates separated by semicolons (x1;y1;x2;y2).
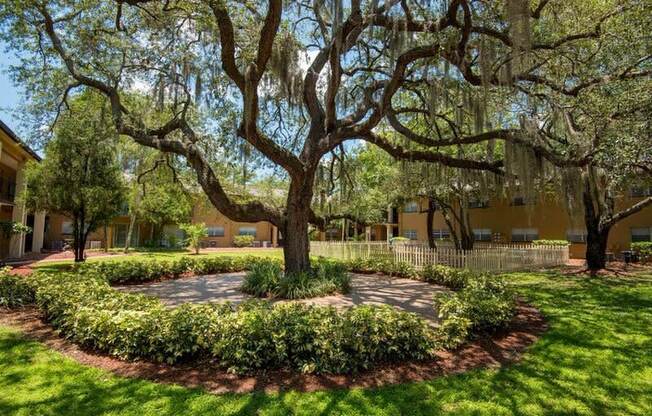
559;262;652;277
0;302;547;394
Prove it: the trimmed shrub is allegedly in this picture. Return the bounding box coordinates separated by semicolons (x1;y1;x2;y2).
344;257;418;279
422;265;472;289
435;274;516;349
532;239;570;246
632;242;652;262
27;269;435;374
241;258;351;299
0;267;35;307
72;255;279;285
233;235;255;247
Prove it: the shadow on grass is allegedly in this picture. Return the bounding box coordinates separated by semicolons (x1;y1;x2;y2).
0;271;651;415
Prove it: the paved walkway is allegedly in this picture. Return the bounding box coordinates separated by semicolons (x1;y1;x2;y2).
118;273;447;324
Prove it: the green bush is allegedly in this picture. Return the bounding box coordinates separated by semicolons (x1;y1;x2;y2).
0;267;35;307
179;223;208;254
233;235;255;247
632;242;652;261
344;257;418;279
72;255;277;285
435;274;516;349
422;265;472;289
27;269;435;374
532;239;570;246
241;259;351;299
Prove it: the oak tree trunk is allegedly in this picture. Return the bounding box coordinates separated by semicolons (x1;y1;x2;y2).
426;198;436;249
282;181;313;274
585;225;610;273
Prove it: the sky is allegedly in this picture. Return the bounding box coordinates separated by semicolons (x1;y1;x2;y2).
0;40;23;135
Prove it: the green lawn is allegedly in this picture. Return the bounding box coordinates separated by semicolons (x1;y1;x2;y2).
1;268;651;415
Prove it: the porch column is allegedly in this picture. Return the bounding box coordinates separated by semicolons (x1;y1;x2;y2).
9;161;27;258
365;226;371;242
31;211;46;253
271;225;278;247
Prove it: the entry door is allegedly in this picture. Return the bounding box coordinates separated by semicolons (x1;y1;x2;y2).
114;224;128;247
24;214;34;253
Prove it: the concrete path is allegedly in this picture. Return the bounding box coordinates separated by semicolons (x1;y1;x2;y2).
118;273;447;324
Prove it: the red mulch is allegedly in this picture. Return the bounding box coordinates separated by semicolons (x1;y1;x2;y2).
559;261;652;277
0;302;546;394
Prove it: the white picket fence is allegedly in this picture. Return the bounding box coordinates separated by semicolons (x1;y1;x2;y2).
310;241;569;272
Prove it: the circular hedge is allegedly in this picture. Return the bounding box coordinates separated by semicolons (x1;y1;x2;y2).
1;255;517;375
24;258;437;374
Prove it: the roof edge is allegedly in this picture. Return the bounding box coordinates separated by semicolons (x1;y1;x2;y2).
0;119;42;162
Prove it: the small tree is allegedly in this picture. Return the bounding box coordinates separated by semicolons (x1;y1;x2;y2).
180;223;208;255
22;92;126;262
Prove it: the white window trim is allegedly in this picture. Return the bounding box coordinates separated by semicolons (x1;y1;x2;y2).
238;226;257;237
403;201;419;213
631;227;652;242
403;229;418;240
207;226;225;237
511;228;539;242
473;228;492;242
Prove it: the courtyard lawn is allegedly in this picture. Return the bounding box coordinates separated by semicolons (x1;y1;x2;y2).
1;269;651;415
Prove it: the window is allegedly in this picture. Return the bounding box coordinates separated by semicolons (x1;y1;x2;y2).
207;226;225;237
62;220;73;234
473;228;492;242
566;229;587;243
630;187;652;198
468;199;489;209
403;201;419;213
238;226;257;237
512;196;528;206
431;229;450;240
511;228;539;242
403;229;418;240
631;227;651;243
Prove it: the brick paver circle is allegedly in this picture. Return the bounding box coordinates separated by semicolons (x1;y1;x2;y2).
119;272;447;324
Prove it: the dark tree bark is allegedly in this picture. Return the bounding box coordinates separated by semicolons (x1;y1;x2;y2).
426;198;437;249
282;179;314;274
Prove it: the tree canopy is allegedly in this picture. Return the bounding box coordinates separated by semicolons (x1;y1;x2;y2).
21;92;126;261
1;0;650;271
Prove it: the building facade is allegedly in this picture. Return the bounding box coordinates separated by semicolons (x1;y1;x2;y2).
0;120;46;260
395;194;652;259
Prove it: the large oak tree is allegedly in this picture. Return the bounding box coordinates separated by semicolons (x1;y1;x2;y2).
2;0;650;272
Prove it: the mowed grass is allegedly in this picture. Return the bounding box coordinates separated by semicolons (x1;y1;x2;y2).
1;260;651;415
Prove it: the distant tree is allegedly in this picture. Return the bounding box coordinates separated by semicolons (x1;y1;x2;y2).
180;223;208;255
22;92;126;262
119;141;193;252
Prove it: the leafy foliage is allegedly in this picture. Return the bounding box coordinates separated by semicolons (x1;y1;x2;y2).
20;91;126;261
72;255;277;285
422;265;473;290
232;235;254;248
532;240;571;246
435;274;516;349
632;242;652;262
26;266;434;374
344;257;418;279
241;259;351;299
0;267;34;307
180;223;208;254
0;221;32;238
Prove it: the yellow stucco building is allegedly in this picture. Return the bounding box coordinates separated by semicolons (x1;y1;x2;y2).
395;194;652;259
0;120;46;260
